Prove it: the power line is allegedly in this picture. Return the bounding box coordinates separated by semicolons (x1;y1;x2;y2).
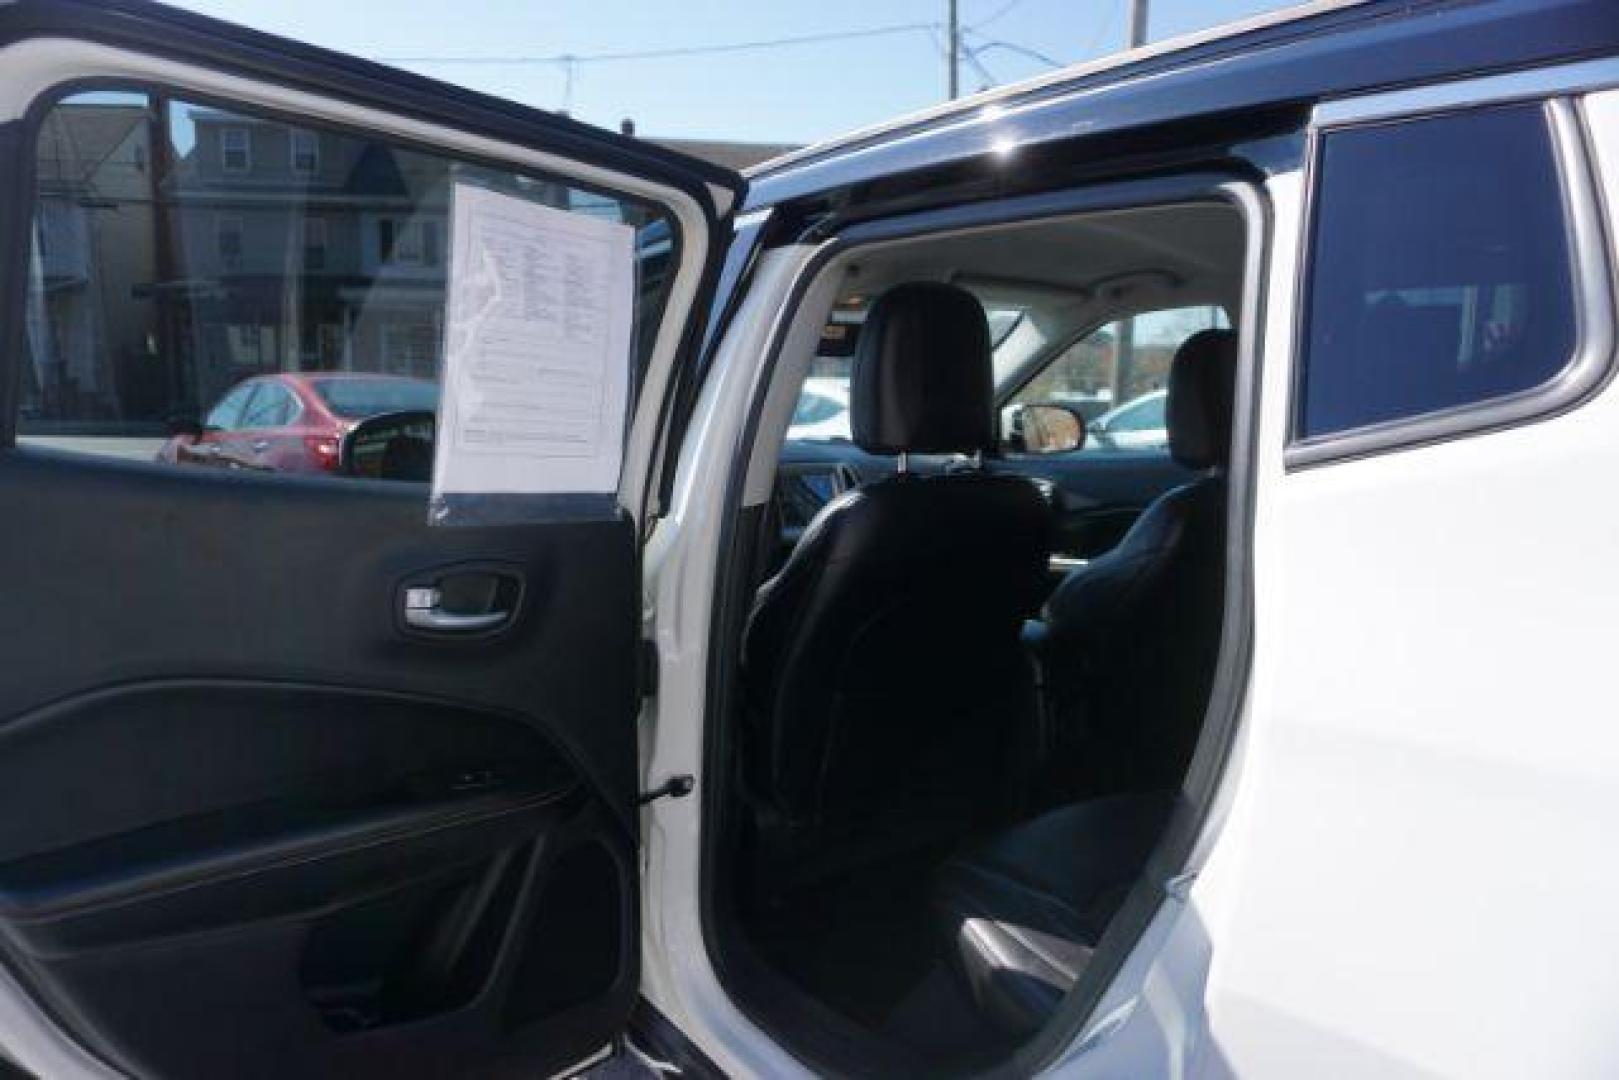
378;22;938;67
969;0;1030;31
959;44;1000;93
961;0;1127;86
963;32;1064;71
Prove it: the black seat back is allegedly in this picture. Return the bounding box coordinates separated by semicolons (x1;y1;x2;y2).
1039;329;1237;796
742;283;1052;863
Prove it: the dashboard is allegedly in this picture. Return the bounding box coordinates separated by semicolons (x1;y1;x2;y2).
774;460;861;542
770;440;976;559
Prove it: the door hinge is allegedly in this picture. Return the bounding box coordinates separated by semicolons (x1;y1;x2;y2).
638;775;694;805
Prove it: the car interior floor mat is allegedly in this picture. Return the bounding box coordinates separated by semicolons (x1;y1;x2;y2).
879;960;1019;1066
741;852;943;1027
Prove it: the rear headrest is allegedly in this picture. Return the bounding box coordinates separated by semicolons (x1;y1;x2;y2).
851;282;994;455
1167;329;1238;469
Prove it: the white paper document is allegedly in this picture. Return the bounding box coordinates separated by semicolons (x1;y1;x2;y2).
431;182;636;511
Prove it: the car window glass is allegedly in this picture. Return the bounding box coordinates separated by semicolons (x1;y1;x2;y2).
985;307;1025;347
1106;393;1166;432
21;88;674;481
1006;305;1227;453
239;382;296;428
1298;103;1576;440
792;391;842;427
312;377;440;419
205;382;257;431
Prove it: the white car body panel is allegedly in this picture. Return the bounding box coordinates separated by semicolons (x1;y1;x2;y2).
1187;84;1619;1079
639;244;824;1079
643;77;1619;1080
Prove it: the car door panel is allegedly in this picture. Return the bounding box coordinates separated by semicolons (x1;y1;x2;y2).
0;2;743;1075
0;449;644;1078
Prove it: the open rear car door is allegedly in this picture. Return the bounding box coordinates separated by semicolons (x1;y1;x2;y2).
0;2;742;1076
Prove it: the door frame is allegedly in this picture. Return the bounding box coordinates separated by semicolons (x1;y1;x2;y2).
634;170;1272;1074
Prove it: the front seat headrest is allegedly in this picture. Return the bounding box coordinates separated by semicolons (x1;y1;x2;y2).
1167;328;1238;470
851;282;994;455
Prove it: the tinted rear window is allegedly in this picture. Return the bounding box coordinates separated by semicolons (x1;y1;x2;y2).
313;378;439;419
1298;104;1577;440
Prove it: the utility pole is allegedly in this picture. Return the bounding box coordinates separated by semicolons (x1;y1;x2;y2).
1113;0;1149;405
1128;0;1149;48
946;0;960;99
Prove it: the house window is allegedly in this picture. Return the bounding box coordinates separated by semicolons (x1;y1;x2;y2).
395;221;426;265
224;324;276;367
394;220;422;264
303;216;327;270
302;322;343;369
218;214;244;267
290;130;319;176
221;127;251;173
381;219;441;267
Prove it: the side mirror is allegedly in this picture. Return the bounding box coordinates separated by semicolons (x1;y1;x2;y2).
1005;403;1087;455
339;410;436;481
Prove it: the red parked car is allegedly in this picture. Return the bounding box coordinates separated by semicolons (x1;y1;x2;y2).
157;372;439;474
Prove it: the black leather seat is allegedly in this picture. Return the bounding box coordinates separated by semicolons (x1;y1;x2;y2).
931;791;1175;1038
928;330;1236;1038
741;282;1053;876
1033;328;1237;799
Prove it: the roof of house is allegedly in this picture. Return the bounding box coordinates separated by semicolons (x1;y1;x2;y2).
35;104;146;188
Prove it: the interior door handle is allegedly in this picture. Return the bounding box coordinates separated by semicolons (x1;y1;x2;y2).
403;587;510;633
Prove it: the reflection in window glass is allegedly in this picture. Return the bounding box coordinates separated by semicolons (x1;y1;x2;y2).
205;382;255;431
290;129;319;176
221;126;250;172
312;376;440;419
22;90;673;477
1299;104;1576;439
303;217;327;269
240;383;297;428
1104;392;1166;433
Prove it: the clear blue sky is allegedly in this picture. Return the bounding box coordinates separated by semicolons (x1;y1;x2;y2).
163;0;1297;145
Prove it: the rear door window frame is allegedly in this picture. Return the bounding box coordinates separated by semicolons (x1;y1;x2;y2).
1285;63;1619;470
0;35;740;522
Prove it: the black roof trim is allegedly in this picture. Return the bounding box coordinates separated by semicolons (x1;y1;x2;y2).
747;0;1619;210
